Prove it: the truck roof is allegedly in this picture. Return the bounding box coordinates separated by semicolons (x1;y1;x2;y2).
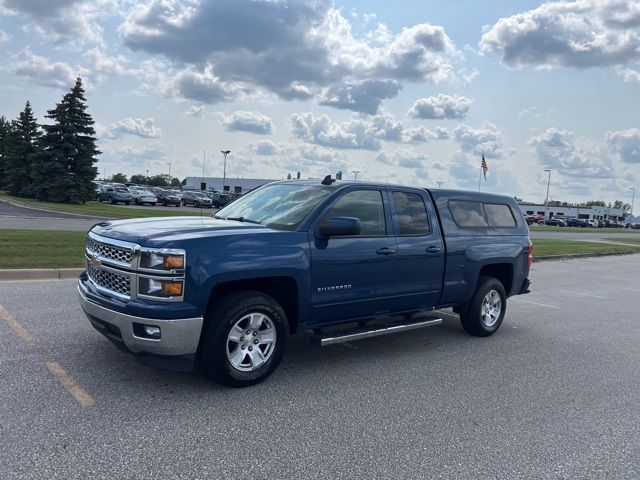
274;179;516;203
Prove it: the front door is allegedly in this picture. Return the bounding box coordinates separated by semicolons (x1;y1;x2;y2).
308;188;400;324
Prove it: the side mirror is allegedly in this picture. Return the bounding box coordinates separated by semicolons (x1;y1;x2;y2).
317;217;361;238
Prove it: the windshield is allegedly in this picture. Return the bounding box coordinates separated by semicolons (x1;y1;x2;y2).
216;183;334;230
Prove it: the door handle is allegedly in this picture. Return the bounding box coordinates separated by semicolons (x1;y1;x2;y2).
376;247;396;256
425;245;441;254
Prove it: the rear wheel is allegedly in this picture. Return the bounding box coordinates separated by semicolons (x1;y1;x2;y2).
459;276;506;337
109;197;115;204
199;291;288;387
125;201;130;205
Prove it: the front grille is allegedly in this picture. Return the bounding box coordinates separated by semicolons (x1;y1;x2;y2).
86;259;131;298
86;237;133;265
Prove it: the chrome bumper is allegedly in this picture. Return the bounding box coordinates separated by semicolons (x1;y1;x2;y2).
78;281;203;356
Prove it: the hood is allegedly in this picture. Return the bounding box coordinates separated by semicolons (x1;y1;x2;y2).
90;216;270;245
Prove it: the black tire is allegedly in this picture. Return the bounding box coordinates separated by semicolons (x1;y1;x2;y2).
163;201;167;206
109;197;115;205
199;290;288;387
459;276;507;337
125;201;130;205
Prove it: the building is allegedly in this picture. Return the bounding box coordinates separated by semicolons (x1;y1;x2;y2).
185;176;279;193
516;202;625;221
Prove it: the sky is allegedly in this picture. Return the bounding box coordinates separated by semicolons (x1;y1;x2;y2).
0;0;639;205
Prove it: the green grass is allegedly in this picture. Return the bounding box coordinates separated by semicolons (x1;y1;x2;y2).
4;195;206;219
532;238;640;258
529;225;640;234
0;230;86;268
603;237;640;245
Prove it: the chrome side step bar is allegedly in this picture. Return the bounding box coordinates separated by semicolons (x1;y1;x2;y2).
311;317;443;347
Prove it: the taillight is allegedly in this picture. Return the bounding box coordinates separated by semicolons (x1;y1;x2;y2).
527;239;534;268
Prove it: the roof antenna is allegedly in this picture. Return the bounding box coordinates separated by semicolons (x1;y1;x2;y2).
321;175;335;185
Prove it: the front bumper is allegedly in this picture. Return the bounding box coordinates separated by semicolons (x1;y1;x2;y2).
78;281;203;371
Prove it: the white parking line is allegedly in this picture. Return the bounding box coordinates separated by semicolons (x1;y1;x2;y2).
559;290;608;299
509;298;560;309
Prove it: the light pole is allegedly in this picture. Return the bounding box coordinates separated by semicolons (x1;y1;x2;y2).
630;186;636;223
146;169;149;186
352;170;361;181
221;150;231;192
436;181;444;188
167;162;172;179
543;169;551;219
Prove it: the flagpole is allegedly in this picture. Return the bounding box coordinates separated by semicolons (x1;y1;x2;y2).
478;162;482;191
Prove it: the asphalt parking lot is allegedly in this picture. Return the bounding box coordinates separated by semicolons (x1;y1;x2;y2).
1;255;639;479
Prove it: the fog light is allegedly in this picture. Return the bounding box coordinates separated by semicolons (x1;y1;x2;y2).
144;326;161;337
133;322;161;339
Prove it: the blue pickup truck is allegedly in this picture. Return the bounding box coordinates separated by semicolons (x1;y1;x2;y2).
79;178;533;387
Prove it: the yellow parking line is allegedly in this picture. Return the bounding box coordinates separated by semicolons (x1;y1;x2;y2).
0;303;95;408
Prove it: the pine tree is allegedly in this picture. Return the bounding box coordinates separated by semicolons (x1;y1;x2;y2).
32;78;100;203
4;102;41;197
0;116;11;189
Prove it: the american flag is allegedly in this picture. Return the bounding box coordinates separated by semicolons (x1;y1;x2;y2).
481;153;488;180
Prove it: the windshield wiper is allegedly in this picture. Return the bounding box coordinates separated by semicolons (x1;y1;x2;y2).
222;216;262;225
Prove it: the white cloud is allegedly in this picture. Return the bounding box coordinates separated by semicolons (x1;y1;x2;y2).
290;112;449;150
12;49;85;89
620;68;640;82
104;117;162;139
186;105;205;118
479;0;640;70
530;128;614;178
408;94;472;120
120;1;457;104
250;140;281;156
453;122;505;158
606;128;640;163
220;111;274;135
0;30;10;42
319;79;400;114
173;66;243;104
1;0;115;46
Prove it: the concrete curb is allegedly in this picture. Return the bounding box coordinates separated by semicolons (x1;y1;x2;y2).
534;250;640;262
0;197;112;220
0;268;84;281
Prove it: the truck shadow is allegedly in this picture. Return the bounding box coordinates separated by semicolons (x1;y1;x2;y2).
84;312;523;397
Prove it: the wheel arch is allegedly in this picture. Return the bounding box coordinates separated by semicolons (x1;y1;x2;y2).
205;276;301;334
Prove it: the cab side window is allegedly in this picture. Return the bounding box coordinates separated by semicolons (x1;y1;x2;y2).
324;190;386;236
392;191;431;235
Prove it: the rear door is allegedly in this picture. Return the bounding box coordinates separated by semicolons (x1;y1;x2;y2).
308;187;400;324
389;189;445;309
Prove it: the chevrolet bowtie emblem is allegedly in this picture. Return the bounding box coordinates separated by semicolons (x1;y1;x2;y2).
89;254;101;267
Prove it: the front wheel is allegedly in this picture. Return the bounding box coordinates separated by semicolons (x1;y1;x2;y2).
459;277;506;337
199;291;288;387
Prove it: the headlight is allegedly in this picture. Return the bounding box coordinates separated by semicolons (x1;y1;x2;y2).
138;277;184;299
139;249;185;271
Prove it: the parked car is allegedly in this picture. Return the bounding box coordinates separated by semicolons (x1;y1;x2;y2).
79;179;532;387
525;214;544;225
545;218;566;227
97;185;132;205
131;188;157;206
565;218;589;227
586;219;598;228
155;189;181;207
181;190;213;208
